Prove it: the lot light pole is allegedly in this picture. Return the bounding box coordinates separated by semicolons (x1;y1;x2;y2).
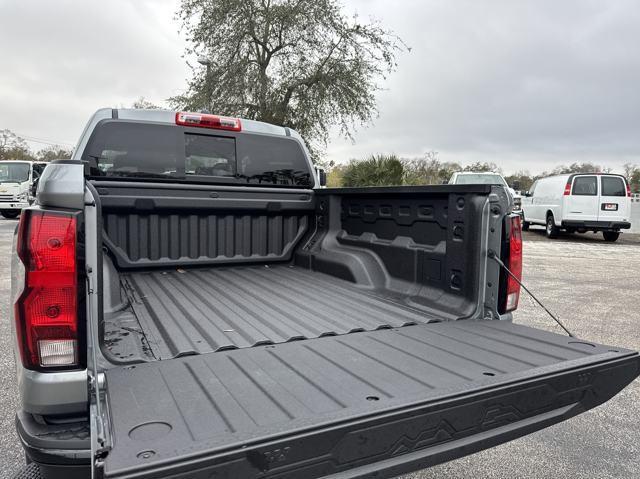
197;57;212;112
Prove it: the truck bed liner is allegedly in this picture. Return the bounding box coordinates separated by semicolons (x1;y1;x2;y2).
119;265;430;359
101;320;639;479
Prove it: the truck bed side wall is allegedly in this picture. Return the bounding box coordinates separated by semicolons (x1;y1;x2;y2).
295;186;492;320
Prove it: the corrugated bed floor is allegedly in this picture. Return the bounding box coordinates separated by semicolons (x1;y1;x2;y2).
103;320;635;476
122;265;429;359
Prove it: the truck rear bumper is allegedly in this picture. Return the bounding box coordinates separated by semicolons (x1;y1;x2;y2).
99;321;640;479
562;220;631;231
16;410;90;479
19;368;88;415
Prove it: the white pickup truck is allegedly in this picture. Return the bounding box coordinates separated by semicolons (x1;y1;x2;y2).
449;171;522;215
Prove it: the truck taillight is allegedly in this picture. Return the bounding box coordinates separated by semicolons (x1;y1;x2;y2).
14;211;79;370
626;181;632;197
563;180;572;196
502;215;523;313
175;112;242;131
498;215;522;314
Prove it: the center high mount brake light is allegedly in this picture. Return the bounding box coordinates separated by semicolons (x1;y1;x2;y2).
175;112;242;132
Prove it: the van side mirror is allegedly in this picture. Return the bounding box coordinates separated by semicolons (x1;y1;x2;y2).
317;169;327;187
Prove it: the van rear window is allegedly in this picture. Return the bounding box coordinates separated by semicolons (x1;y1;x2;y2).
572;176;597;196
83;121;313;188
601;176;626;197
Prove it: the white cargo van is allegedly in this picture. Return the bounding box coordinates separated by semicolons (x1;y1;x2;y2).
521;173;631;241
0;160;47;218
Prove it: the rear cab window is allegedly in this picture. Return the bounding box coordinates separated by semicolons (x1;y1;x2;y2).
83;120;313;188
572;176;598;196
601;176;626;197
185;134;236;178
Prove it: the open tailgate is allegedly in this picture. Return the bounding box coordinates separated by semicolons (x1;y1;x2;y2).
97;320;639;479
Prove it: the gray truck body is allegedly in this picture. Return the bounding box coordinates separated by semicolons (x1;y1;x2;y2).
11;109;639;479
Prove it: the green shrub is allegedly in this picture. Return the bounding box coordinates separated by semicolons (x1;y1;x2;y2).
341;154;404;187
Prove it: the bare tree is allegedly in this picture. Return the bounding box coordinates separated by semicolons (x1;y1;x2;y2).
403;151;465;185
623;162;637;180
504;170;534;191
551;162;602;175
36;145;73;162
0;129;33;161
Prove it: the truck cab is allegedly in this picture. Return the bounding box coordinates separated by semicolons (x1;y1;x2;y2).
0;160;47;218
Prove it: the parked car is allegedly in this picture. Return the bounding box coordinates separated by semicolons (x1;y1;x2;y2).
0;160;47;218
449;171;522;214
11;109;639;479
521;173;631;241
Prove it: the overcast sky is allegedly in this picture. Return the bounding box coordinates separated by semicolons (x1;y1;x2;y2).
1;0;639;174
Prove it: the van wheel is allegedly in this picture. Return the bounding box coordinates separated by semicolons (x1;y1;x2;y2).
603;231;620;242
546;214;559;239
1;210;20;219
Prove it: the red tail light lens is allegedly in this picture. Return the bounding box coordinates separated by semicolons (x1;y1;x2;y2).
15;211;79;369
503;215;523;312
175;112;242;131
626;180;632;197
563;180;572;196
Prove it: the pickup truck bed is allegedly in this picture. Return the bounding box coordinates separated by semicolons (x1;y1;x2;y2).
102;320;639;478
98;182;492;365
109;265;428;359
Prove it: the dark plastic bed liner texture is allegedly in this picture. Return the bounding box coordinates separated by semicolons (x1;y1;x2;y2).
102;320;639;478
121;265;430;359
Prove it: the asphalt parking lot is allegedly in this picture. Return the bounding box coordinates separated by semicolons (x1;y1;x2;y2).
1;217;639;478
0;217;22;478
